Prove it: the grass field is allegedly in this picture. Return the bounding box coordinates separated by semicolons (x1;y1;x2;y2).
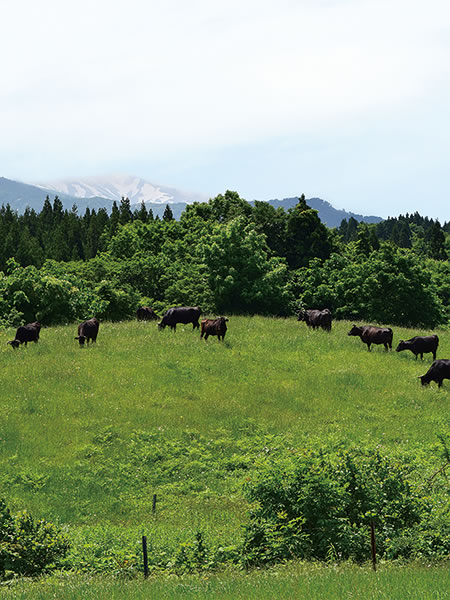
0;317;448;593
1;563;449;599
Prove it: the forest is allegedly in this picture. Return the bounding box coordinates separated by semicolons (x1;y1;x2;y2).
0;191;449;328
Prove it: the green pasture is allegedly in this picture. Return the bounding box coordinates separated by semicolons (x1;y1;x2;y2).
1;563;449;600
0;317;448;582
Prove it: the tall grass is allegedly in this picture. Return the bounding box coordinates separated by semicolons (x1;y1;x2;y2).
1;563;448;599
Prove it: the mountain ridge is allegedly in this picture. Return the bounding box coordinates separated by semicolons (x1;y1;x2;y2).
0;175;382;227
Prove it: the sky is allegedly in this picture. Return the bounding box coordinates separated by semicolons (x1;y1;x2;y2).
1;0;450;221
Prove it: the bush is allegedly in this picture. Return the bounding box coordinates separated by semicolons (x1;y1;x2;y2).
0;498;69;579
241;448;444;566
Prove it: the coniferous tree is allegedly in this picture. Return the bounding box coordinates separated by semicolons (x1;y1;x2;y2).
52;196;64;224
135;201;148;223
109;201;120;237
119;196;133;225
284;195;331;269
163;204;174;222
427;221;446;259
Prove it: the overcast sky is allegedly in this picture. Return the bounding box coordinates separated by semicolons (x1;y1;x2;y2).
1;0;450;220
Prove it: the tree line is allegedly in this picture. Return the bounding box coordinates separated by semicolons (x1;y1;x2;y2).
0;191;448;328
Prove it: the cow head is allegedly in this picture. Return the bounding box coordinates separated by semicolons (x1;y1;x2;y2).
75;335;86;346
7;340;20;349
297;310;306;322
158;321;166;330
396;341;406;352
348;325;361;336
419;374;430;386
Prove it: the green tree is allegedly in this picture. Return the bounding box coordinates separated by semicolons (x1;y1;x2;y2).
119;196;133;225
427;221;446;260
163;204;174;222
284;195;331;269
203;218;291;314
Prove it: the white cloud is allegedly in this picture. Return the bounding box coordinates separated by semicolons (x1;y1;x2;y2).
1;1;450;219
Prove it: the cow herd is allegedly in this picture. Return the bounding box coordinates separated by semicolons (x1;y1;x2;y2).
5;306;449;388
300;308;449;388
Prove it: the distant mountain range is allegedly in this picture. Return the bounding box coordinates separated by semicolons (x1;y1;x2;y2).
0;175;382;227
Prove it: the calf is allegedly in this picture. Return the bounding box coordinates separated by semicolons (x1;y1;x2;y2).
348;324;393;351
7;322;41;349
200;317;228;341
75;318;100;346
396;335;439;361
419;359;450;388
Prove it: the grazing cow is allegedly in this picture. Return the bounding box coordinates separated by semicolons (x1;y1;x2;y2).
7;322;41;348
298;309;332;331
136;306;158;321
348;324;393;351
75;318;99;346
158;307;201;331
396;335;439;361
419;359;450;388
200;317;229;341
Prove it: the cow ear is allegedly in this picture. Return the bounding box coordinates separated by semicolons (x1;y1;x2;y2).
75;336;80;340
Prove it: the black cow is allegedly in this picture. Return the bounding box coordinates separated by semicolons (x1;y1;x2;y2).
298;309;332;331
419;359;450;388
396;335;439;360
348;324;393;351
75;318;100;346
136;306;158;321
200;317;228;341
158;307;201;331
7;322;41;348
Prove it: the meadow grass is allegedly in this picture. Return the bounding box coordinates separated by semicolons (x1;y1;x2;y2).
0;317;448;588
0;563;448;599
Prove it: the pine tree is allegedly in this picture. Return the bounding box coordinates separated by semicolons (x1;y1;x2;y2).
163;204;174;222
135;201;148;223
109;201;120;236
119;196;133;225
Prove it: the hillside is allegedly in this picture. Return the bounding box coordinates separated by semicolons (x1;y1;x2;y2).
0;317;447;576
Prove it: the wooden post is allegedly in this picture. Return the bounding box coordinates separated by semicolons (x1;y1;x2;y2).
152;493;157;514
370;521;377;571
142;535;149;578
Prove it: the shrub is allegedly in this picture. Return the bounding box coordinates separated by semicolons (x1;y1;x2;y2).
241;448;438;566
0;498;69;579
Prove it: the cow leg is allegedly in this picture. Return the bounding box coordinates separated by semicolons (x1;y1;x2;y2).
433;351;437;360
438;380;443;388
366;343;371;351
384;343;388;351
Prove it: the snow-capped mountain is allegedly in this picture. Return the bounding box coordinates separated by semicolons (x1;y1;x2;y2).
34;175;208;206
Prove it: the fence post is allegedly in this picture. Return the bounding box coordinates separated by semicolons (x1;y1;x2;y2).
152;493;157;514
142;535;149;578
370;521;376;571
